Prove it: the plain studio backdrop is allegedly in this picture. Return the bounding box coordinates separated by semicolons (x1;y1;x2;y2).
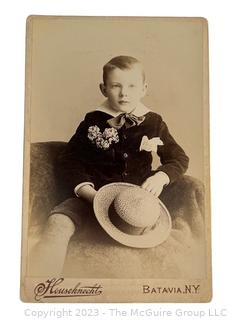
28;16;208;182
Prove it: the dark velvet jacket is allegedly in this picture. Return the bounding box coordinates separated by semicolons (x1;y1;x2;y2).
57;110;189;192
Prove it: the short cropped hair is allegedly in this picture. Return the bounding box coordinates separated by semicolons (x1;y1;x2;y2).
103;55;145;85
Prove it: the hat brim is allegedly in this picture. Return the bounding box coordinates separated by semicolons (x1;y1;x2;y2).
93;182;172;248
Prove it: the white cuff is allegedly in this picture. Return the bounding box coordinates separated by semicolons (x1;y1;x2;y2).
156;171;170;186
74;182;95;197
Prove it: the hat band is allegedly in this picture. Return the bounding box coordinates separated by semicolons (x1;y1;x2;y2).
109;203;154;235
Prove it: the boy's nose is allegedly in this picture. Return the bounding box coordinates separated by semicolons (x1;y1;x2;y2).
120;87;128;97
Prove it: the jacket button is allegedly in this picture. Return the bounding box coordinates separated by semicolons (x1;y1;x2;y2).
123;152;128;159
122;171;128;177
122;134;127;139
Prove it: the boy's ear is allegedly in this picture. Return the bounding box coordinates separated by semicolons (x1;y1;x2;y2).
142;82;148;97
144;83;148;94
99;83;107;97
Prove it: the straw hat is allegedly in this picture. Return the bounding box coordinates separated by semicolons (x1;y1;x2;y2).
93;182;172;248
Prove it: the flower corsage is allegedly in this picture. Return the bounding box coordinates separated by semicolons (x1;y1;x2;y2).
87;125;119;150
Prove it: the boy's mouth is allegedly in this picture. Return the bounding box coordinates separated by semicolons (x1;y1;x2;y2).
119;100;130;104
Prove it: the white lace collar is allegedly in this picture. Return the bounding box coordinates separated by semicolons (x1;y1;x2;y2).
96;100;151;117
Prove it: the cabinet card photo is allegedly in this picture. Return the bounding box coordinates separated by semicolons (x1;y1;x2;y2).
20;16;211;303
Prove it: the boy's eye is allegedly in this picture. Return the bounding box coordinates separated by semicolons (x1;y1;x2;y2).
111;84;120;88
129;84;135;88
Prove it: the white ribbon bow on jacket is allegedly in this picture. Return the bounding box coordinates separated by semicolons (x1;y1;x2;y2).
139;136;164;153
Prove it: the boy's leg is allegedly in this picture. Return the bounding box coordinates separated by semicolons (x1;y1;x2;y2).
28;214;75;277
28;197;91;277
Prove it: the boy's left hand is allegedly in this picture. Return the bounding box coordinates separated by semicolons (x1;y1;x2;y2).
141;171;170;197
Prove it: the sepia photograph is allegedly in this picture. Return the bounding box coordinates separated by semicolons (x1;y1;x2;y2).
20;16;211;302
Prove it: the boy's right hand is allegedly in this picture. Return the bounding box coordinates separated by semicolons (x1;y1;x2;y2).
77;185;97;203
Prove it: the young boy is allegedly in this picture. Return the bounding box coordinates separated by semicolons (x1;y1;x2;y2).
29;56;189;276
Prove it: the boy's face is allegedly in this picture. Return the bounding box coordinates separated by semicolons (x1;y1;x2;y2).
100;66;147;113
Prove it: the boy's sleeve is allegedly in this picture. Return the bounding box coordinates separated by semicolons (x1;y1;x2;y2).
56;115;94;191
155;117;189;183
